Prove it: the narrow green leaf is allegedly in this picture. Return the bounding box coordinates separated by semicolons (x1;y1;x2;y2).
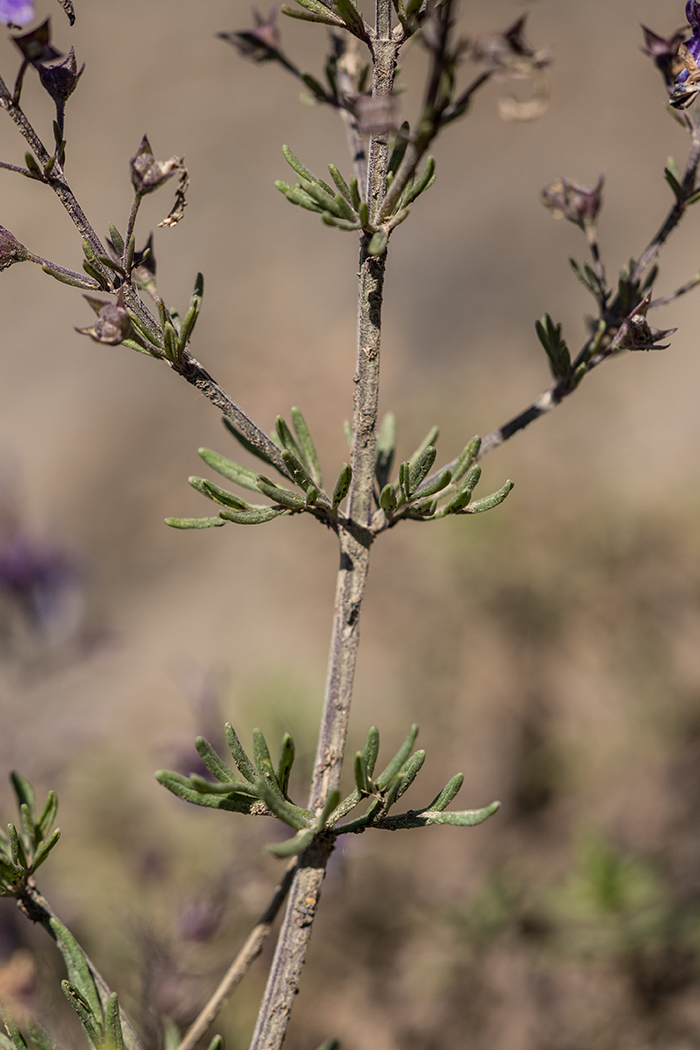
375;725;419;790
368;230;388;256
349;177;361;212
25;1021;57;1050
62;982;102;1048
331;0;365;35
317;788;341;830
395;749;425;800
189;477;250;511
29;828;60;872
300;178;346;217
50;920;102;1021
276;182;324;213
281;450;316;494
376;800;500;830
280;6;344;26
375;411;396;488
194;737;237;783
362;726;380;777
256;778;313;830
402;156;435;206
165;517;226;529
252;729;281;792
408;445;437;494
425;773;464;811
205;1037;224;1050
290;407;323;486
224;725;257;783
218;507;286;525
3;1014;28;1050
354;752;371;795
276;734;295;798
104;993;125;1050
8;826;26;870
398;461;410;503
388;123;410;176
266;826;315;857
380;484;397;515
465;479;514;514
282;147;334;196
328;164;352;202
36;789;59;835
664;166;684;201
10;773;35;822
414;467;451;499
162;1018;180;1050
444;463;481;513
19;804;34;849
452;436;481;484
108;225;124;256
42;263;99;289
256;475;306;510
155;771;257;813
198;449;261;493
409;426;439;467
321;212;361;231
332;463;352;513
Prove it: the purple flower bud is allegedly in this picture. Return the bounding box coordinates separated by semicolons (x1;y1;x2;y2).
541;173;604;229
37;46;84;106
0;0;34;28
688;0;700;34
0;226;30;270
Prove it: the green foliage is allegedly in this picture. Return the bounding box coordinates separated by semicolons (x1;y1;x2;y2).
0;774;60;895
158;719;499;855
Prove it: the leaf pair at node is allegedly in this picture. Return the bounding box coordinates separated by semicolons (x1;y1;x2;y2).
0;772;60;896
373;415;513;527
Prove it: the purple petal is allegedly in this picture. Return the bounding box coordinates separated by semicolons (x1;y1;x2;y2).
688;0;700;33
0;0;34;26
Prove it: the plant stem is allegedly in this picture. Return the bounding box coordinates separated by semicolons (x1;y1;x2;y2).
247;8;397;1049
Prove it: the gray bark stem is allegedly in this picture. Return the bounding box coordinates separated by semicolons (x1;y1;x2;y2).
247;7;397;1049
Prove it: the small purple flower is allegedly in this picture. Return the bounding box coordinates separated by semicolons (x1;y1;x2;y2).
0;0;34;28
670;1;700;108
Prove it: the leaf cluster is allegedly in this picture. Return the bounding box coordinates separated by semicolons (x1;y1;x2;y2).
157;722;499;857
372;416;513;527
167;408;351;530
276;145;434;256
0;773;60;896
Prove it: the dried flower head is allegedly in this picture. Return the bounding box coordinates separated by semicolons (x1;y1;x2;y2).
130;136;189;227
0;226;30;271
641;25;687;88
37;46;84;106
12;18;61;65
616;294;676;352
75;291;132;345
0;0;33;28
542;173;605;229
219;8;281;63
472;15;552;122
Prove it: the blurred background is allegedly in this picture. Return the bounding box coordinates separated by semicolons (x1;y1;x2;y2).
2;0;700;1046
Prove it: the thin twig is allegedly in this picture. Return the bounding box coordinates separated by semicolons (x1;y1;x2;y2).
176;862;296;1050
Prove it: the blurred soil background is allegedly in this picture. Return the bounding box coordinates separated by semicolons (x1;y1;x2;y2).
2;0;700;1047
